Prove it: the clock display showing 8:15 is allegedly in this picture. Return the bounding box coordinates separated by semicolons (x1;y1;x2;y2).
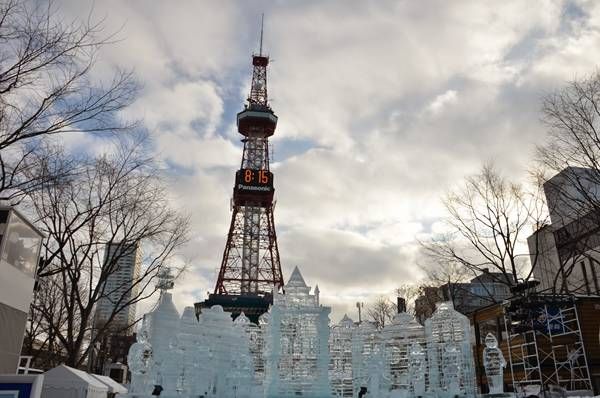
237;168;273;187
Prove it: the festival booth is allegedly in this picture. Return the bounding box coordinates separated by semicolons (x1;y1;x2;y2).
41;365;107;398
90;375;127;397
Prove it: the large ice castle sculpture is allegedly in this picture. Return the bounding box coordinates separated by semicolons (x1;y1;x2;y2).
264;266;331;398
128;269;481;398
425;301;476;397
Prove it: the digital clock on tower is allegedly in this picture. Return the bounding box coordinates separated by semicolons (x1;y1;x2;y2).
235;168;274;193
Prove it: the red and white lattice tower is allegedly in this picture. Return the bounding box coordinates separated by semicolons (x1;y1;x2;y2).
196;20;284;322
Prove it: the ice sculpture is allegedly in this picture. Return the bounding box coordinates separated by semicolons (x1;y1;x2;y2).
425;301;476;397
127;274;483;398
483;333;506;394
235;312;265;385
230;312;257;396
330;314;355;397
199;305;255;398
408;341;427;396
442;343;461;395
147;290;181;395
257;311;271;389
176;306;208;397
264;266;331;398
200;305;236;396
381;312;426;394
127;315;153;396
352;320;389;397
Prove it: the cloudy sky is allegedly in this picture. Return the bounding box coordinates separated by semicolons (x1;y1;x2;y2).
55;0;600;321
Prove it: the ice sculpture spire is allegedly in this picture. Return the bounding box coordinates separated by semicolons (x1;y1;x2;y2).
287;266;308;288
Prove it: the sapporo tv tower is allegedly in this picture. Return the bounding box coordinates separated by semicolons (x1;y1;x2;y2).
195;19;285;323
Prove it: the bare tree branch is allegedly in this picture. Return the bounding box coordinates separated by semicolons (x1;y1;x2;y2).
22;139;190;368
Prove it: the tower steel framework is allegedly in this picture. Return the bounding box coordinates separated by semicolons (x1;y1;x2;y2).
196;21;284;323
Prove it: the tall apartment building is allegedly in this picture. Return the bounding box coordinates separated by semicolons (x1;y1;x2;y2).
95;242;142;335
527;167;600;295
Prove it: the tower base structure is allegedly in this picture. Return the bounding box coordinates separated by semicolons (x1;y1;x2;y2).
194;293;273;323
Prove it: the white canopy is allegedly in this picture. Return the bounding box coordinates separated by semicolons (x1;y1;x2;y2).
90;374;128;395
42;364;107;398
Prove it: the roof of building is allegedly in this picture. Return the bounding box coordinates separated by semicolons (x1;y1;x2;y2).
286;266;307;288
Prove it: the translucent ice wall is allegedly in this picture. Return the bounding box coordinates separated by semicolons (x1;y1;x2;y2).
127;315;153;396
381;312;426;394
264;266;332;398
329;314;355;397
148;292;181;395
351;320;389;397
425;301;476;397
234;312;263;389
175;306;210;397
199;305;255;398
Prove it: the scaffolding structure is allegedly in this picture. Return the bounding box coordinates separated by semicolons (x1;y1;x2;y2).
504;297;593;396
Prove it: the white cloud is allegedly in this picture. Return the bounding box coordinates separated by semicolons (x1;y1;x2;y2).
427;90;458;115
50;0;600;318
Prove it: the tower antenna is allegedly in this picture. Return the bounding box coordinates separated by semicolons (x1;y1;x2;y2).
259;13;264;56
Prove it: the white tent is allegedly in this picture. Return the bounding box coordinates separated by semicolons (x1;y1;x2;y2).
42;364;107;398
90;374;127;396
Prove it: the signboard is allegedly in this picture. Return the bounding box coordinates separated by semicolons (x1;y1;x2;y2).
0;375;44;398
235;169;274;192
233;169;274;205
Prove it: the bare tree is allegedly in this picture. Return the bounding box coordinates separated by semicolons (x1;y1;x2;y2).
421;164;545;298
0;0;137;201
22;273;69;369
22;139;189;368
366;296;396;329
536;71;600;295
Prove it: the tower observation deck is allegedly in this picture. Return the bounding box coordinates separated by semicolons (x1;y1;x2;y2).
195;22;285;323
